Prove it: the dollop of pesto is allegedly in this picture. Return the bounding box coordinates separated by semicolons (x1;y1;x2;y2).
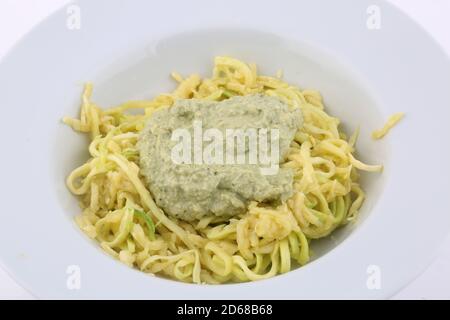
138;94;302;221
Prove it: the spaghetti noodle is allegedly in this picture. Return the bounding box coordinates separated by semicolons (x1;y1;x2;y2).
372;112;404;139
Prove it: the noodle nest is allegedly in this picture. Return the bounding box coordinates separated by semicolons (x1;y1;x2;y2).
64;56;381;284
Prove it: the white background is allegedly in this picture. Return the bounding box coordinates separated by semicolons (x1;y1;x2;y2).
0;0;449;299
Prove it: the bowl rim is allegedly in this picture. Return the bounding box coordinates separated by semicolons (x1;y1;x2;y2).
1;0;450;299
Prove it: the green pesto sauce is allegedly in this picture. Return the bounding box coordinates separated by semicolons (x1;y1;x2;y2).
138;94;302;221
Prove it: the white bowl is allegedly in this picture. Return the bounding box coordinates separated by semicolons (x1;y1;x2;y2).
0;0;449;299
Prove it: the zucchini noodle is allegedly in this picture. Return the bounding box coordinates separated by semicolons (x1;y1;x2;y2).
372;112;404;139
64;56;382;284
